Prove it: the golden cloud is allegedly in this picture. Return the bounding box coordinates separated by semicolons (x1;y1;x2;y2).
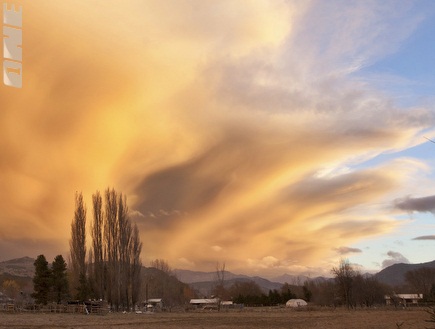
0;1;433;276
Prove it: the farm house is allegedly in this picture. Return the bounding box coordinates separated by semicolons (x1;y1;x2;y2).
143;298;164;311
384;294;423;306
189;298;219;309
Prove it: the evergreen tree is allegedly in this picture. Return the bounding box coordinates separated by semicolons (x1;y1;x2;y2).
268;289;281;305
32;255;51;305
76;272;90;301
281;283;296;302
52;255;69;303
303;284;312;302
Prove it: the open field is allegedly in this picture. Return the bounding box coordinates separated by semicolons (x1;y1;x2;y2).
0;307;432;329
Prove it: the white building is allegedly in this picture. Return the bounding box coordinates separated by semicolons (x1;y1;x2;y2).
385;294;423;306
190;298;219;309
143;298;163;311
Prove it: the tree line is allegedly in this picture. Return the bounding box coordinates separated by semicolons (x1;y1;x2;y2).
26;190;434;310
329;259;387;308
208;259;435;309
31;188;143;311
230;282;301;306
70;189;143;310
210;264;311;307
317;259;435;308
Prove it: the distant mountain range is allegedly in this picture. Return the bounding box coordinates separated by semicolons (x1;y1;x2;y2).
172;269;332;296
375;260;435;286
173;260;435;294
173;269;325;286
271;273;330;285
173;269;284;296
0;257;35;295
2;257;435;294
0;257;34;277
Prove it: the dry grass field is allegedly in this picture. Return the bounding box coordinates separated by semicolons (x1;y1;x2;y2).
0;307;432;329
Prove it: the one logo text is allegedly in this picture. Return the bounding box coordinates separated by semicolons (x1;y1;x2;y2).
3;3;22;88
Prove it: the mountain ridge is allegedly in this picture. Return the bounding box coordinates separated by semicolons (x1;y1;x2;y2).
375;260;435;286
2;257;435;289
0;256;35;277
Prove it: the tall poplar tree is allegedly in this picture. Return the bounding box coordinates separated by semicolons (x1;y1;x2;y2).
130;223;143;307
104;188;119;308
91;191;105;300
70;192;87;299
118;193;132;310
71;188;143;309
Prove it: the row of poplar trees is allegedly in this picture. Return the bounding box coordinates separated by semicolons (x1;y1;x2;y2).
70;188;142;311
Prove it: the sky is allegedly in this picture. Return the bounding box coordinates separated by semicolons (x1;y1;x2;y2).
1;0;435;279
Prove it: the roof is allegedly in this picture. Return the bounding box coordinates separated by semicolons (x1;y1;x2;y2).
190;298;219;304
286;299;307;307
385;294;423;299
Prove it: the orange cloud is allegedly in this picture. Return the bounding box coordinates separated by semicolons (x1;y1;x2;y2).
0;1;433;276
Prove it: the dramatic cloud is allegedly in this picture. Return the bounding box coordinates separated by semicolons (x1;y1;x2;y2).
0;1;433;275
382;251;410;268
394;195;435;213
334;247;363;255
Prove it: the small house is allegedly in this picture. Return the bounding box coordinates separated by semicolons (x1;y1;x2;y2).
385;294;423;306
189;298;219;309
143;298;163;311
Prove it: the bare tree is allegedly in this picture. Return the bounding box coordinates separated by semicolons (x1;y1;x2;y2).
303;279;336;306
104;188;120;309
229;280;262;299
91;191;105;300
130;223;142;308
150;259;172;275
69;188;143;310
118;193;132;310
352;274;386;307
215;262;226;288
332;259;356;309
69;192;87;299
405;267;435;300
214;262;227;309
102;188;142;310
